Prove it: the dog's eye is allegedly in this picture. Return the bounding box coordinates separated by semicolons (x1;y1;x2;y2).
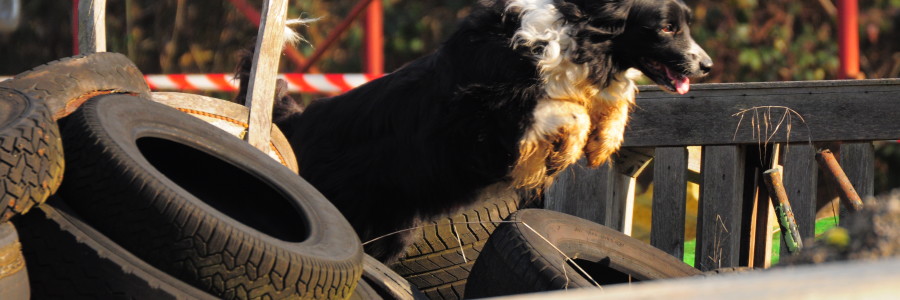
661;24;676;34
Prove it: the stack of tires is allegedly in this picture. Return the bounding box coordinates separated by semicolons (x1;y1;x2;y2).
0;53;424;300
1;52;709;300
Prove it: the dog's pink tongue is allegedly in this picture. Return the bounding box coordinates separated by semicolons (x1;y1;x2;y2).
674;77;690;94
665;67;690;95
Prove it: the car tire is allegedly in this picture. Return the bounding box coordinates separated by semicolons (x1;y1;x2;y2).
352;255;427;300
0;221;28;300
58;94;363;299
17;198;217;299
0;52;151;120
390;185;522;299
0;88;63;223
464;209;701;298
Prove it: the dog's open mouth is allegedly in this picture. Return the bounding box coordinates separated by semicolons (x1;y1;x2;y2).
641;59;690;95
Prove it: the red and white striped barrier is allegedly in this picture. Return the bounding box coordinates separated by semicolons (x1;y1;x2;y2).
146;73;382;93
2;73;383;94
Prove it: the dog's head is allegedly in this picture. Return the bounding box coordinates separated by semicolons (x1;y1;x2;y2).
519;0;712;95
616;0;712;94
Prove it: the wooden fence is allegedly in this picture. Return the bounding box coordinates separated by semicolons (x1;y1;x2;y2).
545;79;900;271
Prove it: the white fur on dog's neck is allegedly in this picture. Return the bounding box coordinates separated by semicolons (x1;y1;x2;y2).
506;0;639;106
506;0;641;188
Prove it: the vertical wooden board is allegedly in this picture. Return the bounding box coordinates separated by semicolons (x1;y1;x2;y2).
780;144;818;258
545;160;614;227
651;147;688;259
245;0;289;151
696;145;745;271
839;142;875;198
78;0;107;53
613;174;636;235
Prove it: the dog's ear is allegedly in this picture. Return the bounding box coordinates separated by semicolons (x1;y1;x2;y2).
558;0;631;36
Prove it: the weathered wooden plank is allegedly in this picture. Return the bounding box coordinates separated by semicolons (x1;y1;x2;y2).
545;160;614;227
650;147;687;259
696;145;745;271
612;173;635;235
780;144;817;258
624;79;900;147
245;0;289;151
839;142;875;199
839;142;874;223
78;0;107;53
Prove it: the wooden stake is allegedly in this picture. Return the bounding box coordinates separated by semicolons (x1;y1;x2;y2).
245;0;288;151
78;0;107;53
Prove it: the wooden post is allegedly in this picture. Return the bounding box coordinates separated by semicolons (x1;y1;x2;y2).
78;0;107;53
245;0;289;151
781;144;818;258
545;160;615;227
651;147;688;259
696;145;745;271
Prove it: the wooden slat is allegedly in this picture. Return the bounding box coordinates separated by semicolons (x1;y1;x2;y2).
624;79;900;147
696;145;745;271
780;144;818;258
839;142;875;223
612;173;635;235
545;160;614;227
245;0;289;151
839;142;875;198
651;147;688;259
78;0;107;53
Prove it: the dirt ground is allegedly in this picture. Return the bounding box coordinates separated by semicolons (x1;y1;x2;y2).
783;189;900;265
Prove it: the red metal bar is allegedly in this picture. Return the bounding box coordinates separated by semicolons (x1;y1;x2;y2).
226;0;314;72
363;0;384;75
73;0;79;55
837;0;859;79
300;0;375;72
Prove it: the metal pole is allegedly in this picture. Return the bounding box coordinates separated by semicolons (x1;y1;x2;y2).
363;0;384;75
837;0;859;79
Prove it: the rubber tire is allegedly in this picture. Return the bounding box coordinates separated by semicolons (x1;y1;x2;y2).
0;52;151;120
352;255;428;300
0;87;64;223
0;221;28;300
390;185;521;299
17;197;217;299
464;209;701;298
57;95;363;299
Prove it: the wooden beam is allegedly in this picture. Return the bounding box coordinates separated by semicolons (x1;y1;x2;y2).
245;0;289;151
696;145;745;271
651;147;688;259
624;80;900;147
78;0;106;53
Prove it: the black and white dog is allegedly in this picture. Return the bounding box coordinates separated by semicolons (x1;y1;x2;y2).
265;0;712;262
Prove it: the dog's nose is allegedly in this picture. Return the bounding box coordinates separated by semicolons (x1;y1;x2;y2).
699;57;713;74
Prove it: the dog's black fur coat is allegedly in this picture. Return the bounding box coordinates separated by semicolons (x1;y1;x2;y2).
264;0;710;262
